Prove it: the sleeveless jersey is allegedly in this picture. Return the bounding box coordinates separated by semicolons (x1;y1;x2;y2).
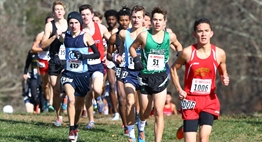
124;28;146;69
63;31;89;73
87;22;104;65
163;103;173;116
49;21;66;60
184;44;219;95
141;30;170;74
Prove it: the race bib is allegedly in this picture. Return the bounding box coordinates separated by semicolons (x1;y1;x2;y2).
37;61;45;68
66;60;83;72
107;61;115;69
121;70;128;79
128;53;140;69
190;78;212;95
181;99;196;110
115;67;121;78
147;54;164;71
87;52;101;65
119;53;126;67
61;76;73;85
58;44;66;60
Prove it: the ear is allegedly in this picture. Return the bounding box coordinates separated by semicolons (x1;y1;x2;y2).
192;32;197;38
210;30;214;38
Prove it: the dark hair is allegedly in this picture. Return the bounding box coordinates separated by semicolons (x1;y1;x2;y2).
117;6;131;21
167;91;171;95
45;15;53;24
79;4;93;13
151;7;167;20
145;11;150;17
93;11;103;20
193;18;212;32
104;9;118;20
131;5;145;17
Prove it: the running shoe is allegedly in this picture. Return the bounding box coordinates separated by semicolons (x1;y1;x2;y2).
112;113;120;120
176;125;184;140
48;105;55;112
138;131;145;142
128;137;136;142
71;129;79;142
85;122;95;129
68;130;75;141
54;116;63;126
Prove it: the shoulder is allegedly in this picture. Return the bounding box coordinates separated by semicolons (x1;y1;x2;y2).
180;45;192;58
119;29;127;38
215;46;226;56
109;33;116;43
168;32;177;41
138;31;148;39
98;23;108;32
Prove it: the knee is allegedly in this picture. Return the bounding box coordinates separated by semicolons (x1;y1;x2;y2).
154;108;164;117
68;97;75;106
126;98;135;106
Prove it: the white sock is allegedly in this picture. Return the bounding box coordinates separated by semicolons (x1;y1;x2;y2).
139;120;146;131
127;125;135;138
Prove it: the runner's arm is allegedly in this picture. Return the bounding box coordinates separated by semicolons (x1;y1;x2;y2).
31;32;44;53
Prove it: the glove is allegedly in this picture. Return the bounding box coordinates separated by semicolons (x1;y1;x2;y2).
71;50;84;60
133;56;144;71
53;54;61;66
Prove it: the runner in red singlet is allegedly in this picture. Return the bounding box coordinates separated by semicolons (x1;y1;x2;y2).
170;18;229;142
163;91;177;116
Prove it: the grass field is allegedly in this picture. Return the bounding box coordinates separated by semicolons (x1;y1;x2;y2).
0;112;262;142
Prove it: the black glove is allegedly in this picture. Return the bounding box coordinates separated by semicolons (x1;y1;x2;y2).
54;54;61;66
133;56;144;71
71;50;84;60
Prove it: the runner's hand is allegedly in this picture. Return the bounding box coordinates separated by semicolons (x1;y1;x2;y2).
220;75;229;86
133;56;144;71
178;89;187;100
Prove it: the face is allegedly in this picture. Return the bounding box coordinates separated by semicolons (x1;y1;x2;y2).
53;5;65;19
93;16;102;24
118;15;131;30
80;9;93;25
69;19;81;33
106;16;117;28
131;11;144;28
193;23;213;45
152;13;165;31
143;15;151;29
165;94;172;104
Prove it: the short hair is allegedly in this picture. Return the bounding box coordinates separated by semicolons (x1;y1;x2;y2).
104;9;118;20
117;6;131;21
193;18;212;32
79;4;93;13
52;0;66;11
151;7;167;20
167;91;171;95
131;5;145;17
93;11;103;20
45;15;53;24
145;11;150;17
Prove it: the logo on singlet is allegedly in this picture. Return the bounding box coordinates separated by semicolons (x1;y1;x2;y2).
68;51;78;60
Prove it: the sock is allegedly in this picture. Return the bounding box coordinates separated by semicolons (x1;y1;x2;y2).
139;120;146;131
70;126;75;131
127;125;135;138
74;124;78;129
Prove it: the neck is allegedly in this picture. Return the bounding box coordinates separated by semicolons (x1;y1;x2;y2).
71;31;81;37
82;21;94;29
55;17;65;23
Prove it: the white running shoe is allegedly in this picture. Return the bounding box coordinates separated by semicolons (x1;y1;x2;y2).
112;113;120;121
54;116;63;126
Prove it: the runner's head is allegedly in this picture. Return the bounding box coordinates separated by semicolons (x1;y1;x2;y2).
52;0;66;20
193;18;213;45
117;6;131;30
104;9;118;29
165;91;172;104
67;11;83;33
131;5;145;29
151;7;167;32
79;4;94;25
93;11;103;24
143;11;151;29
45;15;54;24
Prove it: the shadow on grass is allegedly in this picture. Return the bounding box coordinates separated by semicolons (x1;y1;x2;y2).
0;118;62;128
0;133;65;142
